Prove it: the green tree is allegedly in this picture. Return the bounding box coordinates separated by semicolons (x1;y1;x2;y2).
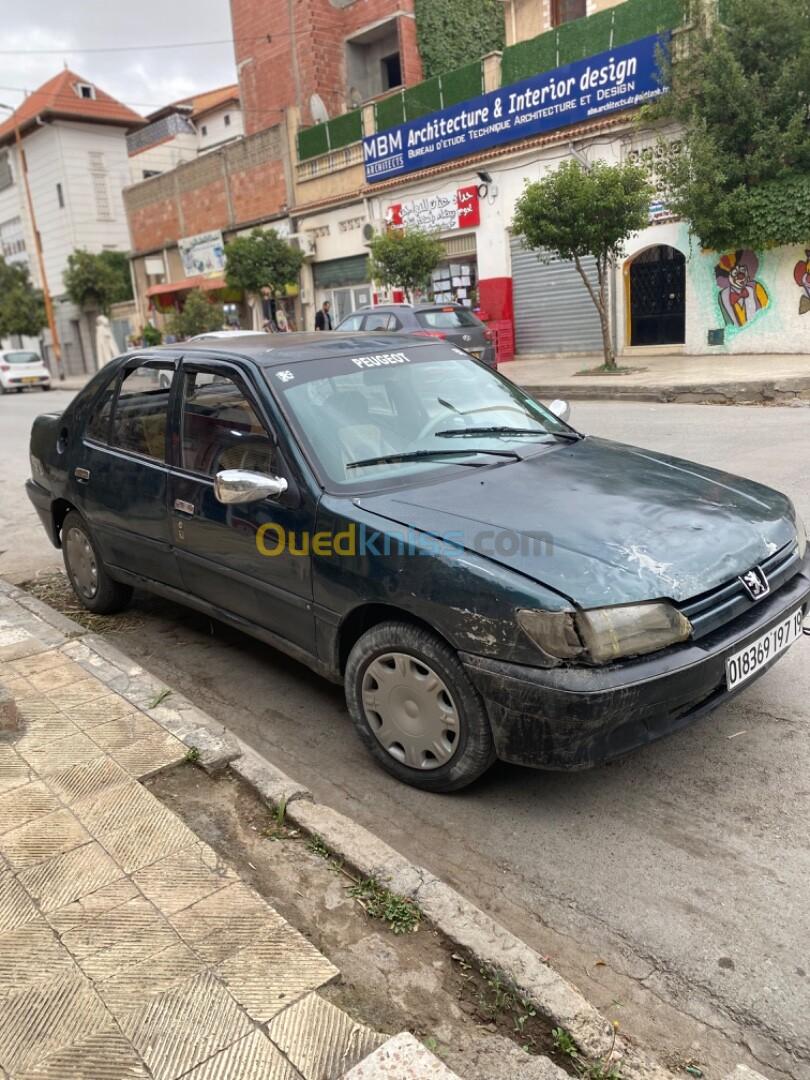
167;289;223;339
224;228;304;296
63;249;133;313
0;258;46;338
367;228;445;302
652;0;810;250
512;160;652;371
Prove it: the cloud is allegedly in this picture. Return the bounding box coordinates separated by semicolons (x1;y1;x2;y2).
0;1;236;115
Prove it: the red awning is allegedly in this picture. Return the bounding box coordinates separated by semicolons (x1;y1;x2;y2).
145;275;226;298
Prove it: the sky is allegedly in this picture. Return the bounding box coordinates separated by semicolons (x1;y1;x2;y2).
0;0;239;118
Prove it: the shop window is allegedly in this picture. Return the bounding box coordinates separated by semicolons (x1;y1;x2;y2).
552;0;586;26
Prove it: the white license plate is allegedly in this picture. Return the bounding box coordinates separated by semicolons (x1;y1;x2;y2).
725;607;804;690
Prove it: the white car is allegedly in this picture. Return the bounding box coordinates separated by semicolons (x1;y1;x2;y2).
0;349;51;394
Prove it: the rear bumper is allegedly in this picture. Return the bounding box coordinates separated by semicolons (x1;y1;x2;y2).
3;374;49;386
461;566;810;770
25;479;59;546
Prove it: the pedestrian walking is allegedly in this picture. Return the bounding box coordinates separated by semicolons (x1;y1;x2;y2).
314;300;332;331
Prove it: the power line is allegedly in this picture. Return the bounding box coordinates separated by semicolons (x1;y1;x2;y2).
0;85;289;117
0;33;290;56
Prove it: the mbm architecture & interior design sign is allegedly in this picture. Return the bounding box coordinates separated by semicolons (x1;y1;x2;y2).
363;33;669;183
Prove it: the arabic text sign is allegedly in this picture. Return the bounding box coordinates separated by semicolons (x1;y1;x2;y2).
364;34;668;183
386;185;480;232
178;230;226;278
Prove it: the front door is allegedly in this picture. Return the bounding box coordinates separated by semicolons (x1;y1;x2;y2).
76;356;183;588
167;359;317;653
628;246;686;346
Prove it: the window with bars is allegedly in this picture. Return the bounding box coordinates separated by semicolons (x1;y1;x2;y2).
626;139;683;216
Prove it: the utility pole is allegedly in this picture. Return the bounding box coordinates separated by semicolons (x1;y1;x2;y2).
0;104;63;379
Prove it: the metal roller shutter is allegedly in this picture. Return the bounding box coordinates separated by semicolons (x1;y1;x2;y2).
510;235;605;355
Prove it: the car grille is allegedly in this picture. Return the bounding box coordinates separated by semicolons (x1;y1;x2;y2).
678;541;802;640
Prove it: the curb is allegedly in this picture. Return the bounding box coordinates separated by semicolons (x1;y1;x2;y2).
519;378;810;406
0;578;770;1080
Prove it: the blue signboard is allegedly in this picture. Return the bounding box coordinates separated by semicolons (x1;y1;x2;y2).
364;33;669;184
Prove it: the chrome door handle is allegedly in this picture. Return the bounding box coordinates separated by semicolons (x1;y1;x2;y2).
174;499;195;516
74;467;90;482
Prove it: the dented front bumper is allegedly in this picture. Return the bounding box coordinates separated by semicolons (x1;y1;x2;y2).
461;567;810;770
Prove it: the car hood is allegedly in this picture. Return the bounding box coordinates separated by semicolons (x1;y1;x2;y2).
356;437;796;607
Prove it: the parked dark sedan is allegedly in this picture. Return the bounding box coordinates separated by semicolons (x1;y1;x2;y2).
27;334;809;791
334;303;496;367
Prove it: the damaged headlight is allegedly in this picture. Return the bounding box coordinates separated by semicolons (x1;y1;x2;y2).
517;602;692;666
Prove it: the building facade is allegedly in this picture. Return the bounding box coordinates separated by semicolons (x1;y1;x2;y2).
0;70;143;373
124;0;807;359
126;85;244;184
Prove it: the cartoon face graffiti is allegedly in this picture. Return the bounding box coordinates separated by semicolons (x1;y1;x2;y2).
793;251;810;315
714;250;769;328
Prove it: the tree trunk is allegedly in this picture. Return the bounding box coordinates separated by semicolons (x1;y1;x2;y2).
573;255;615;371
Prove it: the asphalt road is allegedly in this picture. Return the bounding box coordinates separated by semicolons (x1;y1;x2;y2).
3;387;809;1078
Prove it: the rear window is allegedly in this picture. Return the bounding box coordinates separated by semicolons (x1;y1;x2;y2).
5;351;40;365
416;308;480;330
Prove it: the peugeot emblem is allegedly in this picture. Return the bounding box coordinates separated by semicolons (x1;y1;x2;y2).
740;565;770;601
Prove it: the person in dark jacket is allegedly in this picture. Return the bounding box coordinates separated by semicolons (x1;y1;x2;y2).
314;301;332;331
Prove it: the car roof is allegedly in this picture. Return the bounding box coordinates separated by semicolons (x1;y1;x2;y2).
153;332;437;368
344;303;469;314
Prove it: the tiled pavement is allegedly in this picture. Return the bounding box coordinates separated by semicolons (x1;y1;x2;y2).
0;588;459;1080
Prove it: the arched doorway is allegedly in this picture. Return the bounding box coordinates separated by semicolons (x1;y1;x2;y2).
627;245;685;346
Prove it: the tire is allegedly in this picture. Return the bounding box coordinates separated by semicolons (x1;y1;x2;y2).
345;621;496;792
61;511;133;615
42;384;51;391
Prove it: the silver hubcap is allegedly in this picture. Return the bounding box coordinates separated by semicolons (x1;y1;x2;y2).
65;526;98;599
361;652;460;770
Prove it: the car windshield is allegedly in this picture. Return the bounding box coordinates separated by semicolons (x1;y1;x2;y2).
4;351;40;365
268;343;574;491
416;308;480;329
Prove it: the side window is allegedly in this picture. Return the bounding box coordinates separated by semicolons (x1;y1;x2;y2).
181;370;275;477
109;365;171;461
86;379;117;443
339;313;364;331
364;312;395;331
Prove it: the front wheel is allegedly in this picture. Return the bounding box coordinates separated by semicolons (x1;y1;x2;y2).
345;621;496;792
61;511;133;614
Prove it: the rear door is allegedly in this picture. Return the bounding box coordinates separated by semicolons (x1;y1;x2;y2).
75;355;182;587
167;357;317;653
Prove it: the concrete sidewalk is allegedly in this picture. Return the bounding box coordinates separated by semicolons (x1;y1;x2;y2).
503;351;810;404
0;589;457;1079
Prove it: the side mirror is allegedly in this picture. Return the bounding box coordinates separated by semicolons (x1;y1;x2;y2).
214;469;288;505
548;398;571;424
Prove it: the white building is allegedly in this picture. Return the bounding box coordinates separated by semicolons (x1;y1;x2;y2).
126;85;243;184
0;69;144;373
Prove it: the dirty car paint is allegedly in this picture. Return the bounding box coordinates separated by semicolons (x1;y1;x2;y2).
358;437;795;607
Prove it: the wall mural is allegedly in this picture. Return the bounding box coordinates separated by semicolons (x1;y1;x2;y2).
714;250;769;328
793;251;810;315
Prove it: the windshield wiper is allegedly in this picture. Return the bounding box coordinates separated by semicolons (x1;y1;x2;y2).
436;425;582;441
346;448;521;470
